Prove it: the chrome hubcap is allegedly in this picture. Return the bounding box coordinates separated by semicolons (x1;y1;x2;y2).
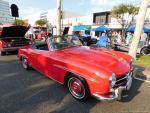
22;58;28;69
68;77;85;99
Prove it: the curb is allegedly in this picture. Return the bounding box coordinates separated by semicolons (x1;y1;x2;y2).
133;67;150;83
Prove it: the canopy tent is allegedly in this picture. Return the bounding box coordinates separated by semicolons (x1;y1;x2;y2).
73;26;88;32
92;26;111;32
127;26;150;33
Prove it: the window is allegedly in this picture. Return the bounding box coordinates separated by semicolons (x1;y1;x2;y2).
95;15;106;24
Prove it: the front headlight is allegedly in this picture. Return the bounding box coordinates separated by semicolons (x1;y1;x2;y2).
109;73;116;88
130;58;135;70
130;58;135;65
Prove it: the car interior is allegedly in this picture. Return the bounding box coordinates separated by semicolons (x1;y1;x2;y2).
32;35;82;51
33;41;69;51
33;42;49;51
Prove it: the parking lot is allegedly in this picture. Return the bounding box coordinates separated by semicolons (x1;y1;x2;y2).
0;54;150;113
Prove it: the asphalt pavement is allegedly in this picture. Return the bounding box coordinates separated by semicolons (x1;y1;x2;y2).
0;54;150;113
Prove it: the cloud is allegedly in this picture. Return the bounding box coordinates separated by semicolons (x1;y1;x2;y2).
90;0;140;13
90;0;121;13
19;7;44;17
79;0;85;6
91;0;122;9
91;0;139;6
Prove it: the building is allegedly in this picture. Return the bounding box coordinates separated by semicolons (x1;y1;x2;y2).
93;11;111;25
22;8;86;26
92;5;150;30
0;0;14;24
23;4;150;30
93;11;126;30
62;15;93;27
40;12;48;20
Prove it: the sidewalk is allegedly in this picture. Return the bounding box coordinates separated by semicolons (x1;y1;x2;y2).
134;65;150;81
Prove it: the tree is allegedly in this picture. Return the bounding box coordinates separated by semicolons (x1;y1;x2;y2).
129;0;150;59
15;19;24;26
35;19;48;27
112;4;139;39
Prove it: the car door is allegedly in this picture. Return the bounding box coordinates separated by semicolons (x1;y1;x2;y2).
28;43;55;78
34;50;50;75
28;45;39;70
35;49;66;83
46;51;66;83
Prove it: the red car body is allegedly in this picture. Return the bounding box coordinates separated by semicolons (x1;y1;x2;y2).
0;25;29;55
18;37;133;101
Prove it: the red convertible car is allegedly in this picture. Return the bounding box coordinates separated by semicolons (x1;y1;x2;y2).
18;35;133;101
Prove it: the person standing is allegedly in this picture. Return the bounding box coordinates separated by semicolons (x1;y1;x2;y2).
126;32;133;45
107;30;112;45
140;31;147;47
96;33;108;47
116;31;122;45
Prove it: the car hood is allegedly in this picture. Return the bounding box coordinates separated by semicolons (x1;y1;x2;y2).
59;46;130;77
0;25;29;38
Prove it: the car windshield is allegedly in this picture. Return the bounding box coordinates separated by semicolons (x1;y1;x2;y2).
48;35;82;50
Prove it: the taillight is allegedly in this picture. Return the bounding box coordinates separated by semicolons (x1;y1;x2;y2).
0;40;3;47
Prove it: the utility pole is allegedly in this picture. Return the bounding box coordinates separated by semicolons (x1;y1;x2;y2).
129;0;150;59
56;0;61;42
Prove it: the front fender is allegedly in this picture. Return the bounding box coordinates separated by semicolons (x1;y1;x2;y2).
62;61;112;95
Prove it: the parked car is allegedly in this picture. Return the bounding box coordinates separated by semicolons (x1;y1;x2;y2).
79;36;98;46
18;35;133;101
0;25;29;55
140;45;150;55
112;43;150;55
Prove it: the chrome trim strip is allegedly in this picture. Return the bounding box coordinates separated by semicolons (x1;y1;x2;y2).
116;76;127;82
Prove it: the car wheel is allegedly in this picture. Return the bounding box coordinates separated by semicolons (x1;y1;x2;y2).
140;47;149;55
67;76;90;101
22;57;30;70
0;51;6;56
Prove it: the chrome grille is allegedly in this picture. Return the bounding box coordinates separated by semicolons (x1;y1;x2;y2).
114;74;128;88
11;39;29;47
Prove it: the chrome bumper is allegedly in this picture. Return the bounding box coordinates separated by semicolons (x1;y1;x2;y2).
0;46;23;52
93;72;133;101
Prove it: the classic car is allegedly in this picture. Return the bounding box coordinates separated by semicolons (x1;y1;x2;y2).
140;44;150;55
0;25;29;55
18;35;133;101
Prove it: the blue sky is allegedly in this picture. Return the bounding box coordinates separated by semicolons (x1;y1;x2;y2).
6;0;140;17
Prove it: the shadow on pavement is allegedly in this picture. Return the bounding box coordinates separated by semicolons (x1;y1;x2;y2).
121;78;144;102
0;56;146;113
134;65;150;81
0;57;98;113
